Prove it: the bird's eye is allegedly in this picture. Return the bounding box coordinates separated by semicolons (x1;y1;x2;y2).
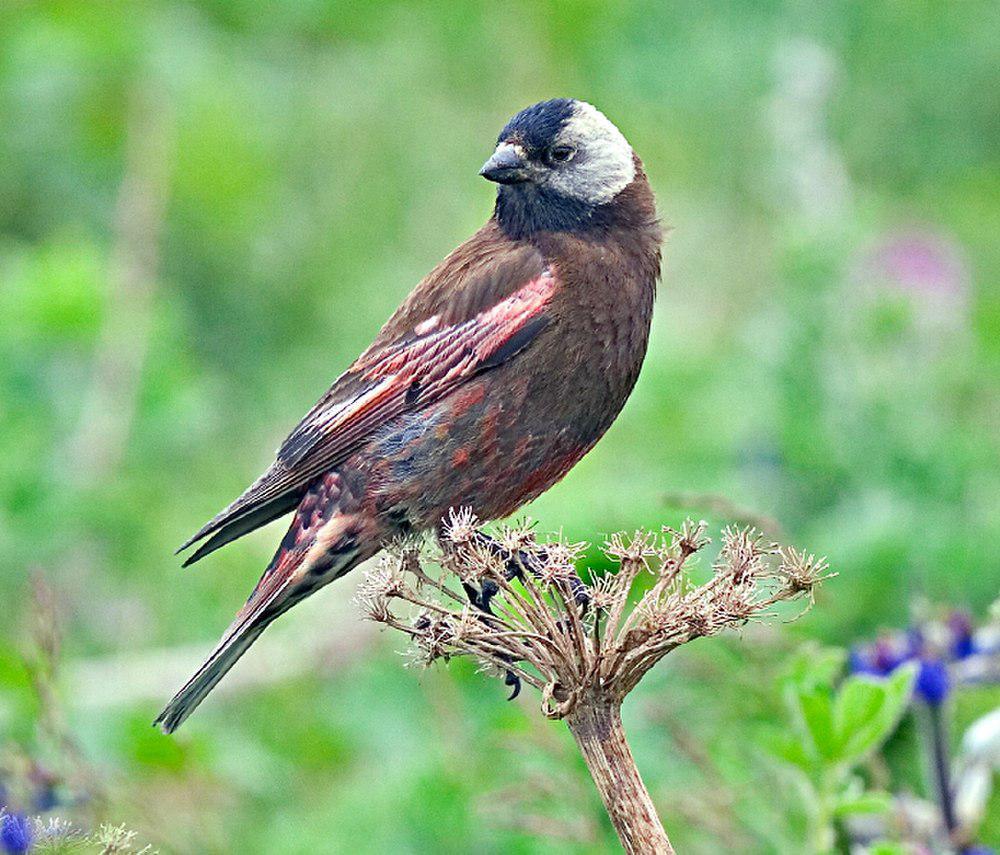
545;145;576;166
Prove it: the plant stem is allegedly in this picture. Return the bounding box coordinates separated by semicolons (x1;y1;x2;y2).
920;702;957;837
565;696;674;854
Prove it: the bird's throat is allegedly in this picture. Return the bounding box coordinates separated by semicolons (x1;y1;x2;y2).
495;184;608;240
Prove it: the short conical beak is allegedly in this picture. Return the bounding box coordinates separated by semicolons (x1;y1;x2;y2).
480;143;530;184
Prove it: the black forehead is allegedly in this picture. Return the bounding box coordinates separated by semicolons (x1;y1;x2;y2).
498;98;576;150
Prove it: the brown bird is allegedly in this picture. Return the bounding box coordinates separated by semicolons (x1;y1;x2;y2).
157;99;662;732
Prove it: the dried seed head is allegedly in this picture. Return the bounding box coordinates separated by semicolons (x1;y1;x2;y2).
711;584;758;626
355;557;406;622
495;518;539;555
635;596;677;634
662;518;711;558
442;506;480;546
537;538;587;588
715;526;777;584
677;600;713;638
409;613;456;665
778;547;833;592
468;537;508;580
442;535;502;585
363;514;830;712
604;530;659;564
588;572;620;612
544;538;587;568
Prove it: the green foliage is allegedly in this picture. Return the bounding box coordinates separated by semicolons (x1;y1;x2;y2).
770;648;916;852
781;658;914;773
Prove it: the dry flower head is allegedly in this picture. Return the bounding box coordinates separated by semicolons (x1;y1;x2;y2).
355;513;834;719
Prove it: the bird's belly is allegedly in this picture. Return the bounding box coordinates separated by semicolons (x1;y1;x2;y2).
363;367;617;530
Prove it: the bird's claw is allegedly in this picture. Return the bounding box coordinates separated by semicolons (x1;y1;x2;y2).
504;669;521;700
459;529;588;704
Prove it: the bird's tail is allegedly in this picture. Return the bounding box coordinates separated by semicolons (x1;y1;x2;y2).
155;550;344;734
154;615;272;734
157;481;370;733
153;550;302;733
156;546;362;734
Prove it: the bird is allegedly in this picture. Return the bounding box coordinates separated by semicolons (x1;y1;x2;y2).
156;98;662;733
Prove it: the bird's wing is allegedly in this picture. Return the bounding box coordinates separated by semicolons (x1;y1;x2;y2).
179;263;556;563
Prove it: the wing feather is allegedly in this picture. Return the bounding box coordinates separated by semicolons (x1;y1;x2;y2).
179;268;556;558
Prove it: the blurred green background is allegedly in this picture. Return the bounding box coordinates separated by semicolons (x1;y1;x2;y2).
1;1;997;852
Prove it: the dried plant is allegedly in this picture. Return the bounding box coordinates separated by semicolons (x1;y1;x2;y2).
356;512;833;854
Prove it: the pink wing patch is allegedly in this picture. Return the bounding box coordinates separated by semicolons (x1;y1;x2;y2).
292;270;557;460
180;270;558;553
359;270;555;378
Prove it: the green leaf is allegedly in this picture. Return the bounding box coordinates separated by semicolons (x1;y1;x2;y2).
799;689;839;761
833;790;892;817
865;842;909;855
767;730;816;773
882;664;918;722
783;644;847;694
836;665;917;765
835;676;884;730
833;675;888;756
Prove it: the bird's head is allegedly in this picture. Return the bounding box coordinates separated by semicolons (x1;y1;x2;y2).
481;99;637;237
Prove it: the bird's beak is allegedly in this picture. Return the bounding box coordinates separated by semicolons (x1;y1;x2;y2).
480;143;530;184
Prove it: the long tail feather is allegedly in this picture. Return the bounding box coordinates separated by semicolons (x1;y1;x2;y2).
156;538;307;733
161;474;368;733
154;619;271;734
153;549;301;734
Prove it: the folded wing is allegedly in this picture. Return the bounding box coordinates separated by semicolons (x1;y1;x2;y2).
179;267;557;563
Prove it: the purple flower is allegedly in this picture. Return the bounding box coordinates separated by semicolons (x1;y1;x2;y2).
915;658;950;706
865;231;968;296
872;636;908;673
0;813;33;854
850;633;913;677
948;611;976;660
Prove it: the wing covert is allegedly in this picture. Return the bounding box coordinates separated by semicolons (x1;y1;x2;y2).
178;267;556;558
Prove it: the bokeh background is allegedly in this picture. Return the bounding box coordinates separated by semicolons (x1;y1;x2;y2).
1;1;997;852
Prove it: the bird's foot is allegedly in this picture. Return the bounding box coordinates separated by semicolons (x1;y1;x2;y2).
504;669;521;700
458;547;522;702
462;578;500;614
473;532;591;611
457;529;588;704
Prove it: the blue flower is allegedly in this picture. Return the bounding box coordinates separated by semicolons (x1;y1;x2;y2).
849;634;910;677
915;658;950;706
0;813;33;854
848;646;880;676
948;611;976;660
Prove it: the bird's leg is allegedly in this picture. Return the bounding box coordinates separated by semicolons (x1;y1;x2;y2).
469;531;589;701
454;529;589;702
461;581;485;610
472;532;591;612
457;553;519;699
